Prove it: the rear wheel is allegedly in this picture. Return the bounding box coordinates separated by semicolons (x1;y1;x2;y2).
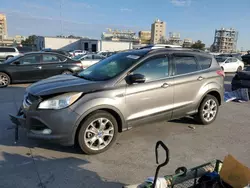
77;110;118;155
6;56;13;60
0;72;10;88
237;66;242;72
195;95;219;125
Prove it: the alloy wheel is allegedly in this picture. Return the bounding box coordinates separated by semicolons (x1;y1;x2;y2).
84;118;114;151
202;99;217;122
0;74;8;86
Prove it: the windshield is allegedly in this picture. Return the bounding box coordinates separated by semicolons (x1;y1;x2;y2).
77;52;142;81
215;57;227;63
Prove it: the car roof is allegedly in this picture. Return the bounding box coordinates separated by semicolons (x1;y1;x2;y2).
22;51;68;57
0;46;17;49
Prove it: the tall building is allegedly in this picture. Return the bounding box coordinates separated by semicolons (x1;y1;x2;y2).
168;32;182;45
138;31;151;44
211;28;238;53
0;13;8;40
151;19;166;44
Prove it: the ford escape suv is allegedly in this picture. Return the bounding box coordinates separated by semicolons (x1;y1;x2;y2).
10;48;224;154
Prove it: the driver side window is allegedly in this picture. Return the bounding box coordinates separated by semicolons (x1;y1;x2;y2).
132;56;169;82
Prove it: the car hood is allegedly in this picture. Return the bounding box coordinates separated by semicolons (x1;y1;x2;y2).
26;75;106;96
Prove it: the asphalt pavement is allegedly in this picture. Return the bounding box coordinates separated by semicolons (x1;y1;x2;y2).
0;75;250;188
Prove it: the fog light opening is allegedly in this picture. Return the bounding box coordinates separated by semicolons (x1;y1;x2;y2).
30;128;52;135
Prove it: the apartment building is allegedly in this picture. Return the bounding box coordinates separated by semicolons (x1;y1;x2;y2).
151;19;166;44
0;13;8;40
138;31;151;44
211;28;238;53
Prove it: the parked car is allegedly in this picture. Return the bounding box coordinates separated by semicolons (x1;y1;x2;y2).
69;50;87;57
231;68;250;96
17;46;33;54
139;44;182;49
0;47;19;60
217;53;242;61
9;48;224;154
241;51;250;65
215;56;244;72
72;53;105;69
0;52;83;87
42;49;72;57
98;51;117;57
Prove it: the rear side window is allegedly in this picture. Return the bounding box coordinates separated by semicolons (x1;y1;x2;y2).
173;56;199;75
197;56;212;69
0;48;16;52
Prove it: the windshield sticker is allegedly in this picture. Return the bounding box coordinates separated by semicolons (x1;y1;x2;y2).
127;55;140;59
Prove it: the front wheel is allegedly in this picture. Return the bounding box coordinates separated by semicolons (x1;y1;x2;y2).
0;72;10;88
195;95;219;125
78;110;118;154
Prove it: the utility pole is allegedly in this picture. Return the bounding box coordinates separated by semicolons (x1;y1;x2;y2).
60;0;64;36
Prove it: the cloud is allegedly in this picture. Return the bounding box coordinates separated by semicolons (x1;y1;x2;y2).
120;8;132;12
170;0;191;6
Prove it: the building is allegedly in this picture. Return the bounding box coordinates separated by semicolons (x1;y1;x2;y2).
102;28;139;44
182;38;193;48
151;19;166;44
138;31;151;44
0;13;7;40
35;36;133;52
168;32;182;46
211;28;238;53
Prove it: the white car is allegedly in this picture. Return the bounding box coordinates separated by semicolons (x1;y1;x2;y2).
69;50;87;57
140;44;182;49
215;56;244;73
72;54;105;69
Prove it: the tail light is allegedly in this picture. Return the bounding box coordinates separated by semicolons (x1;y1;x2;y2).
216;70;225;77
76;62;83;68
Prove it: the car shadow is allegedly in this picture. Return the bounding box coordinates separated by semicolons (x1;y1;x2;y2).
169;116;200;125
0;151;123;188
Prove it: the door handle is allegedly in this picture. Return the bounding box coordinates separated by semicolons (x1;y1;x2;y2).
34;66;42;69
161;83;170;88
56;65;63;68
197;76;204;81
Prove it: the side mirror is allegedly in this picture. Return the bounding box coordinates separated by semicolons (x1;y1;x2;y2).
126;73;146;84
13;61;20;65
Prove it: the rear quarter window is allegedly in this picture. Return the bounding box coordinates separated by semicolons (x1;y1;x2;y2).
197;56;212;69
0;48;16;52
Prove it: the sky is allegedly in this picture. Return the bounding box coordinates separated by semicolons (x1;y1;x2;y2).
1;0;250;50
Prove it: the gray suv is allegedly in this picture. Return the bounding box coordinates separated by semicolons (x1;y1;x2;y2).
0;47;19;60
10;48;224;154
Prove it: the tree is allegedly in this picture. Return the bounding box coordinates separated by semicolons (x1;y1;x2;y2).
21;35;36;46
191;40;205;50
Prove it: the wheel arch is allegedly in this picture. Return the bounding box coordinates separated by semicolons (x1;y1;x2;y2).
197;89;222;109
73;105;126;145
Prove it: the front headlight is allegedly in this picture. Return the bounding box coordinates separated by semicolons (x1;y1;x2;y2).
38;92;82;110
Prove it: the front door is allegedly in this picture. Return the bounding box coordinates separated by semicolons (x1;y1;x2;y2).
10;54;43;82
171;53;205;118
41;54;65;78
125;55;174;123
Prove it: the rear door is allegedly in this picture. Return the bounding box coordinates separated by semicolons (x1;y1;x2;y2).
172;53;205;118
9;54;43;82
0;48;7;59
40;54;67;78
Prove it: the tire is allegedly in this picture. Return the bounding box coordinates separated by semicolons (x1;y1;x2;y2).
78;110;118;155
237;66;242;72
62;70;72;75
0;72;10;88
6;56;13;60
195;95;219;125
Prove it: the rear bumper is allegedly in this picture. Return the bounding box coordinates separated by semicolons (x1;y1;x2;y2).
9;105;80;146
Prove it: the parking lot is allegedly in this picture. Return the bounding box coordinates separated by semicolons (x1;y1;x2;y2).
0;74;250;188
